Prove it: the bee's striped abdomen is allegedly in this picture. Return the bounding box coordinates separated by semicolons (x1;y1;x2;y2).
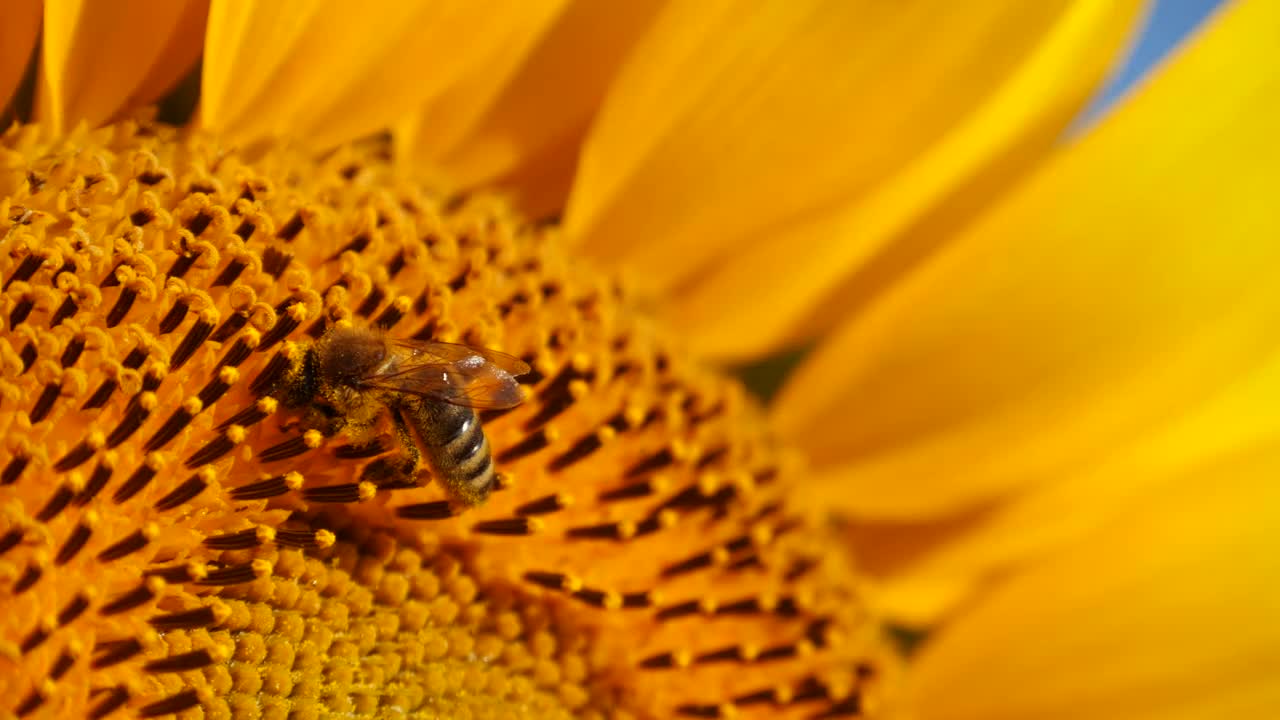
410;399;497;505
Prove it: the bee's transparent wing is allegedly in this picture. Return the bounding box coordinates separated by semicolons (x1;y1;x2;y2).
361;340;530;409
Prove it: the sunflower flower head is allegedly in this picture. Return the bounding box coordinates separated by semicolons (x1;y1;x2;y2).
6;1;1272;719
0;117;895;718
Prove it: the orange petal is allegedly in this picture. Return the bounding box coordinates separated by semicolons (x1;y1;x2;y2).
773;0;1280;518
117;0;209;112
0;1;40;112
428;0;667;199
395;0;573;171
845;344;1280;626
198;0;322;136
457;125;584;219
200;0;566;150
36;0;207;131
565;0;1142;360
669;0;1144;362
909;452;1280;720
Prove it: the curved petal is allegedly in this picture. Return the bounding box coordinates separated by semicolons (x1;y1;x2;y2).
666;0;1143;361
198;0;322;135
0;0;40;112
395;0;574;172
200;0;565;150
330;0;568;153
848;344;1280;626
565;0;1142;360
115;0;209;112
36;0;207;131
773;0;1280;517
471;127;584;218
909;452;1280;720
425;0;667;201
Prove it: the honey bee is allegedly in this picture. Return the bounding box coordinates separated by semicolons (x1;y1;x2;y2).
274;325;530;506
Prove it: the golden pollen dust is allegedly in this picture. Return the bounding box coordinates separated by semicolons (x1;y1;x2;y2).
0;119;895;719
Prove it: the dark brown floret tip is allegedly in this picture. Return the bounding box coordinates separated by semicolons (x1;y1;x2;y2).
0;119;891;718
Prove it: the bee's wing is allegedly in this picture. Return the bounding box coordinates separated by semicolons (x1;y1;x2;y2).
363;340;530;409
391;340;531;376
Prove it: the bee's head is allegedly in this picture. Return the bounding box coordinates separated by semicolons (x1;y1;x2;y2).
313;326;386;389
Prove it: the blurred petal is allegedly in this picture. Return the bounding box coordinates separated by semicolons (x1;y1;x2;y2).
844;507;995;627
851;344;1280;625
909;452;1280;720
396;0;574;172
200;1;565;149
774;0;1280;517
199;0;321;134
671;0;1142;361
466;126;583;218
36;0;206;131
430;0;667;201
118;0;209;111
0;0;40;112
565;0;1142;360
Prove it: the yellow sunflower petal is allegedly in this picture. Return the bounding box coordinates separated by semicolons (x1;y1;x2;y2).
200;0;565;149
472;127;585;218
36;0;206;131
665;0;1142;361
0;0;40;111
773;0;1280;517
427;0;667;197
198;0;321;134
117;0;209;110
564;0;1142;360
908;453;1280;720
846;345;1280;626
395;0;574;170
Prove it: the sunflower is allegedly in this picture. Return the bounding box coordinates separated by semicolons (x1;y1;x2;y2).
1;1;1274;719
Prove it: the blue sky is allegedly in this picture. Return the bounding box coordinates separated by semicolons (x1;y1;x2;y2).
1080;0;1227;124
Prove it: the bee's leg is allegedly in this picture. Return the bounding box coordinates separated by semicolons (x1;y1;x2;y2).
281;403;346;436
359;407;421;489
